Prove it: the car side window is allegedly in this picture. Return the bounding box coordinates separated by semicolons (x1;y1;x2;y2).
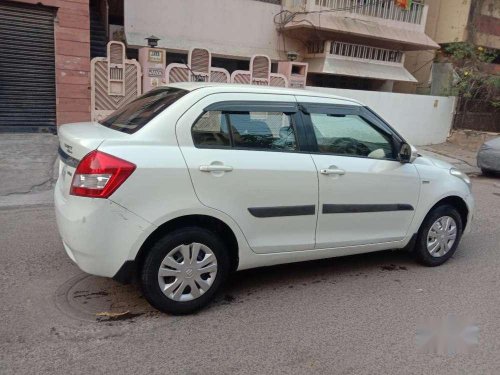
192;111;230;147
192;110;298;152
309;113;394;159
228;112;297;151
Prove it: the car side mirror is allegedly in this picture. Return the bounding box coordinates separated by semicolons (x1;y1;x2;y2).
410;144;419;163
398;143;412;163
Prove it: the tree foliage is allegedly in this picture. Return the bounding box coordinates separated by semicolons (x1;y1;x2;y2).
443;42;500;107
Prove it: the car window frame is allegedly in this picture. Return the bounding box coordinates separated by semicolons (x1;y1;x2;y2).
299;103;401;161
190;101;311;154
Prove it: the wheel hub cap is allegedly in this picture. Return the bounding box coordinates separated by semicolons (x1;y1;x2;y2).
426;216;457;258
157;242;218;302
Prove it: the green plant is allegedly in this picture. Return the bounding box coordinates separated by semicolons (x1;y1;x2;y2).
443;42;500;108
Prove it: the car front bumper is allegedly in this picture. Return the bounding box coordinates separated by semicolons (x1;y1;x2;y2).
54;179;153;278
477;149;500;172
463;192;474;236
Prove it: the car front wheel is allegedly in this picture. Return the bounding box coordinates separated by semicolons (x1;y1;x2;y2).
141;227;230;315
413;204;463;266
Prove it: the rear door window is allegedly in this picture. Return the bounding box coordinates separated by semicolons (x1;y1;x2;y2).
229;112;297;151
100;87;188;134
192;110;298;152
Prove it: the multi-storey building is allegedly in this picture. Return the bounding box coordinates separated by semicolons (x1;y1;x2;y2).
124;0;439;92
0;0;497;131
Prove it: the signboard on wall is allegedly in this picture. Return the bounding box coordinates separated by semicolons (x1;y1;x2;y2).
139;47;167;92
148;49;164;63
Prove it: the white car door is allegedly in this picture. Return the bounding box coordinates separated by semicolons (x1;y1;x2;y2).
176;93;318;254
296;97;420;249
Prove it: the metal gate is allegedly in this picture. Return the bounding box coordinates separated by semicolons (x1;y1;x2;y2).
90;41;141;122
0;1;56;131
231;55;288;87
165;48;230;84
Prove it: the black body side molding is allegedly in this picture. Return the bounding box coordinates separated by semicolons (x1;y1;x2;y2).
248;205;316;218
322;204;414;214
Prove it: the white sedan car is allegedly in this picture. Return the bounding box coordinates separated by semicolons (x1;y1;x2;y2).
55;83;474;314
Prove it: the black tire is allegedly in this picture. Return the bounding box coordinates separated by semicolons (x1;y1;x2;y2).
141;227;230;315
481;168;497;177
413;204;463;267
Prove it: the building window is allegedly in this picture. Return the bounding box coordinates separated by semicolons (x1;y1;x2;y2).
307;41;325;54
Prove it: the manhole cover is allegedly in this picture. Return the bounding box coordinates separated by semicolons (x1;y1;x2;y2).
55;273;156;322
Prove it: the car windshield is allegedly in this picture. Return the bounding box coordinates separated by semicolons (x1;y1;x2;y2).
99;87;188;134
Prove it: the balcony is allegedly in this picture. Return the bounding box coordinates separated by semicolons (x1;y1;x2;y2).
281;0;439;51
304;40;417;82
312;0;425;25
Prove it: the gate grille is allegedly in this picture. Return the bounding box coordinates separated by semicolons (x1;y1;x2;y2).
0;1;56;131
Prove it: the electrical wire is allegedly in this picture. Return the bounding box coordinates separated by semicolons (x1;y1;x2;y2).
410;57;435;75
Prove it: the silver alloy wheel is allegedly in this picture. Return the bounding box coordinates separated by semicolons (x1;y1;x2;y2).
426;216;457;258
157;242;218;302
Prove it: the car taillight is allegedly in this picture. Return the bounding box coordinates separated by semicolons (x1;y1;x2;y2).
70;150;136;198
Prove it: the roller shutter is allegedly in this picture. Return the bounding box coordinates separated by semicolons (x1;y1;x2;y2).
0;1;56;131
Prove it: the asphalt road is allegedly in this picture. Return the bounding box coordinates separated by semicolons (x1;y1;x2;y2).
1;177;500;374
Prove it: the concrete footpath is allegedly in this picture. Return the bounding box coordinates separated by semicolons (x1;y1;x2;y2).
420;143;481;175
0;134;485;207
0;134;58;207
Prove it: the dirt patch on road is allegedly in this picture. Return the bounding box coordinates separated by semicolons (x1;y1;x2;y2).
380;264;408;271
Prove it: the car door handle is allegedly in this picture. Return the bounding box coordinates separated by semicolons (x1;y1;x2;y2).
320;167;345;175
199;165;233;172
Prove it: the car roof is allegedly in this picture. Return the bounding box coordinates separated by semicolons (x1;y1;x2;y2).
168;82;364;106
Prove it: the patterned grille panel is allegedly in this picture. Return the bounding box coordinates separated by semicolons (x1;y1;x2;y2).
109;43;124;64
169;67;190;83
93;62;139;111
270;75;287;87
232;73;251;84
190;48;210;73
210;70;229;83
252;56;270;79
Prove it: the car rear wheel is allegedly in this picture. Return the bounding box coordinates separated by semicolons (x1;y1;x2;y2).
413;205;463;266
141;227;230;314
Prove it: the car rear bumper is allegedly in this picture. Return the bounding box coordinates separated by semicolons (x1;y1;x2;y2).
54;180;153;278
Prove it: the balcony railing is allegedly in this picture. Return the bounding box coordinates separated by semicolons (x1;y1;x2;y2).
318;0;424;24
285;0;425;25
331;41;403;63
307;40;404;64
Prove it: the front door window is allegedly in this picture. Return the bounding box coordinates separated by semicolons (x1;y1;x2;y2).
310;113;394;160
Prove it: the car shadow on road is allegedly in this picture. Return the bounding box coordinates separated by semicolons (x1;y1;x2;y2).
58;248;415;321
223;249;414;299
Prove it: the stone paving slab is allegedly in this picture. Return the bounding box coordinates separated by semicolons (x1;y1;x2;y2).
0;134;59;197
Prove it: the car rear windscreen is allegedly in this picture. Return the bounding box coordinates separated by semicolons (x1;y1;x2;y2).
99;87;188;134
